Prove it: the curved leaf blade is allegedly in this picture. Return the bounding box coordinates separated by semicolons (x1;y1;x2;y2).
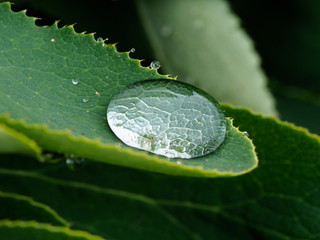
0;2;257;177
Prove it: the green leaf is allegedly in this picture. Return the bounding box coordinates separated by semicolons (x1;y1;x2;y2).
0;220;106;240
0;122;41;157
0;191;69;226
135;0;277;116
0;2;257;177
0;107;319;239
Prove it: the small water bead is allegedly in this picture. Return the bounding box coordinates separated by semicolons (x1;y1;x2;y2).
150;60;161;69
82;98;89;103
50;38;56;42
66;157;85;170
71;79;79;85
97;37;104;43
107;79;227;159
243;131;250;138
130;48;136;53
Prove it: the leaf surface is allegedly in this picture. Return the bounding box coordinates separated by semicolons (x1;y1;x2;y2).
136;0;276;115
0;107;319;239
0;2;257;177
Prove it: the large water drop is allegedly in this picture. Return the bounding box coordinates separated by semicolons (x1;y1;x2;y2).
107;79;226;159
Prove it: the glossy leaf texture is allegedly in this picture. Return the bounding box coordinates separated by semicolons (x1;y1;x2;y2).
135;0;276;116
0;106;319;239
0;2;257;177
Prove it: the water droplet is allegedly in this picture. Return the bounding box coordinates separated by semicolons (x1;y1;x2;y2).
50;38;56;42
243;131;250;138
95;91;100;95
107;79;226;159
82;98;89;103
105;76;109;79
97;37;104;43
71;79;79;85
65;156;85;170
150;61;161;69
130;48;136;53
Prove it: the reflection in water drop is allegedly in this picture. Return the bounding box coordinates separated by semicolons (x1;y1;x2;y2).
107;79;226;159
150;61;161;69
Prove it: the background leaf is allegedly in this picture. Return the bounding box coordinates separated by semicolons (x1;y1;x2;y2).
227;0;320;134
0;191;68;226
135;0;276;116
0;2;257;177
0;220;106;240
0;106;319;239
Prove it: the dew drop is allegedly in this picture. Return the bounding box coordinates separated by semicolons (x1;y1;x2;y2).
71;79;79;85
107;79;227;159
50;38;56;42
66;156;85;170
82;98;89;103
97;37;104;43
243;131;250;138
150;60;161;69
130;48;136;53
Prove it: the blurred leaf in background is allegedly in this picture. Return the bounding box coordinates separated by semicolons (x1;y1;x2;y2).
228;0;320;133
